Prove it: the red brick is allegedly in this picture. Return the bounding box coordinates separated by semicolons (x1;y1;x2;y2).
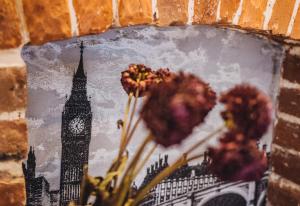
238;0;268;29
0;67;27;113
119;0;152;26
22;0;71;44
157;0;188;26
268;0;296;35
272;147;300;185
291;8;300;39
73;0;113;35
274;118;300;151
219;0;240;23
0;0;22;49
193;0;218;24
278;88;300;117
0;120;27;160
282;53;300;84
268;180;299;206
0;178;25;206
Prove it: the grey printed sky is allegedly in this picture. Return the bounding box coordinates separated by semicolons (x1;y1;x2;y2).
22;25;284;190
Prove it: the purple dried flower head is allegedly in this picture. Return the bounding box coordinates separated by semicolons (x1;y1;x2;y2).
141;72;216;147
220;84;272;140
121;64;157;97
154;68;175;83
208;132;267;182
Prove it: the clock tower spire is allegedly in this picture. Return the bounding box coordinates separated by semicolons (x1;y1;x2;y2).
59;41;92;206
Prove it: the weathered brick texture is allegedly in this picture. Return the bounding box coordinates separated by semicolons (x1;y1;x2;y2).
0;120;27;160
0;67;27;113
119;0;152;26
272;147;300;185
0;0;22;49
73;0;113;35
268;0;296;35
0;177;25;206
282;53;300;84
274;118;300;151
268;179;299;206
219;0;240;23
22;0;72;44
193;0;218;24
291;9;300;39
278;88;300;117
157;0;188;26
238;0;268;29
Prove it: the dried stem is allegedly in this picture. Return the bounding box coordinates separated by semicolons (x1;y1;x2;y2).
185;125;225;155
132;144;158;179
129;126;225;206
118;93;133;159
125;116;141;147
187;153;204;162
131;155;188;206
115;134;152;206
126;88;139;139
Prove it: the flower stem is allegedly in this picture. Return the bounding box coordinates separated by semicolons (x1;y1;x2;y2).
132;144;157;179
187;153;204;162
131;155;188;206
125;116;141;147
115;134;152;206
126;89;139;138
118;93;133;159
129;126;225;206
185;125;225;155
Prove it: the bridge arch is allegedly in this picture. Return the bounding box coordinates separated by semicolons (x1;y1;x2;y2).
197;189;248;206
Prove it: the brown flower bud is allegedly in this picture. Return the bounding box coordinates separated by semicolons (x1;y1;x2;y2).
121;64;157;97
220;84;272;140
209;132;267;182
141;72;216;147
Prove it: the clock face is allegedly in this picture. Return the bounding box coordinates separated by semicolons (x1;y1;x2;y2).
69;117;85;135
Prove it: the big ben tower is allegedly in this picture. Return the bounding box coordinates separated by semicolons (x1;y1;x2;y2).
59;42;92;206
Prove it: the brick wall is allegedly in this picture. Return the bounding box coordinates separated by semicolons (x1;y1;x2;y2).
0;0;300;205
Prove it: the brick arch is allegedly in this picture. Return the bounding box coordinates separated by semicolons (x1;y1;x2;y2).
1;0;300;205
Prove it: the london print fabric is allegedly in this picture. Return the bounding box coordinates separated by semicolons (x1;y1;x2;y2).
22;26;283;206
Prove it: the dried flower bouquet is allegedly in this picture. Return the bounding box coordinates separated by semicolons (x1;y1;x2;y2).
74;64;271;206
